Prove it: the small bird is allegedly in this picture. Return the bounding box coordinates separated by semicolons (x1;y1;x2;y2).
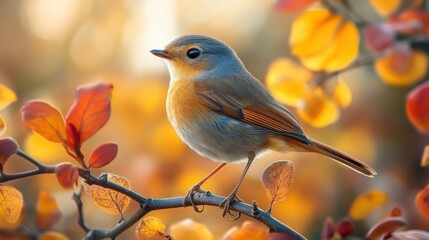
151;35;376;217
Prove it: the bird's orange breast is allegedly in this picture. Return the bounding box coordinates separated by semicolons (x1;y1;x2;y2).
167;80;210;127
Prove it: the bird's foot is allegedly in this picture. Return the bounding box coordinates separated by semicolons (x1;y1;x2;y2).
219;192;242;220
183;184;206;213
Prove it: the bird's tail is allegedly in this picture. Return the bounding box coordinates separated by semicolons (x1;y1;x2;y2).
304;138;377;177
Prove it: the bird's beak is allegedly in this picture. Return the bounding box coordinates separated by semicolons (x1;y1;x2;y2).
150;49;174;59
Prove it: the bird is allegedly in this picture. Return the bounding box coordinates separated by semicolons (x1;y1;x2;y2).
150;35;376;217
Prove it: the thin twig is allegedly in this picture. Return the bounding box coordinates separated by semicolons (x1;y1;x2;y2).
73;191;90;233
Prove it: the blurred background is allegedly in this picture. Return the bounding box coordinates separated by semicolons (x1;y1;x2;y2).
0;0;428;239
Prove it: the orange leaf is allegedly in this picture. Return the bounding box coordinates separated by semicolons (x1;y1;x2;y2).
421;145;429;167
83;174;130;216
35;191;62;230
135;216;168;240
65;82;113;146
21;101;67;143
39;231;68;240
222;221;268;240
260;160;294;212
406;82;429;133
297;88;339;127
275;0;317;13
0;115;5;135
0;185;23;223
0;83;17;110
370;0;401;17
169;218;214;240
388;207;402;217
390;9;429;35
415;184;429;218
364;23;396;52
88;143;118;168
55;163;79;189
349;190;389;220
366;217;407;240
0;137;18;166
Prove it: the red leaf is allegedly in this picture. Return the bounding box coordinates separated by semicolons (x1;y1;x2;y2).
366;217;407;240
275;0;317;13
390;9;429;36
0;137;18;166
388;207;402;217
88;143;118;168
65;82;113;147
20;101;67;143
55;163;79;189
415;184;429;218
364;23;396;52
336;219;354;237
406;82;429;133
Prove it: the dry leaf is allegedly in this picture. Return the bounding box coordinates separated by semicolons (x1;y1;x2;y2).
170;218;214;240
0;185;23;223
349;190;389;220
135;216;168;240
0;137;18;166
65;82;113;147
55;163;79;189
222;221;268;240
260;160;294;212
366;217;407;240
20;101;67;143
35;191;62;230
88;142;118;168
83;173;131;216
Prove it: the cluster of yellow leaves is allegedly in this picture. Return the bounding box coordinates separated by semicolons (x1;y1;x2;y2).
290;9;359;72
266;58;352;127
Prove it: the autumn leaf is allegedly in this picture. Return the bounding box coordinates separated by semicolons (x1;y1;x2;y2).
0;137;18;166
21;101;67;143
421;145;429;167
65;82;113;147
331;80;352;108
265;58;312;106
170;218;214;240
406;82;429;133
260;160;294;212
370;0;401;17
415;184;429;218
275;0;317;13
389;9;429;36
35;191;62;230
0;83;17;110
0;115;5;135
135;216;168;240
88;143;118;168
366;217;407;240
222;221;268;240
55;163;79;189
0;185;23;223
388;207;402;217
349;190;389;220
39;231;69;240
83;173;130;216
375;48;427;87
290;9;359;71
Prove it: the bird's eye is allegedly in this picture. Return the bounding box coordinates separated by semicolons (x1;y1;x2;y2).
186;48;201;59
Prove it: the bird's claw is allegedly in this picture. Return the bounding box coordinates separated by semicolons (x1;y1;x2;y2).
183;184;206;213
220;193;242;220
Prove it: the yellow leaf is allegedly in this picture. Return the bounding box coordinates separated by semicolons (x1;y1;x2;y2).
349;190;389;220
291;9;359;71
169;218;214;240
375;50;428;86
135;216;168;240
35;191;62;230
260;160;295;212
421;145;429;167
39;231;69;240
0;83;17;111
265;58;312;106
83;174;131;216
24;133;69;164
332;80;352;108
0;115;5;135
370;0;401;17
222;221;268;240
0;185;23;223
297;89;339;127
